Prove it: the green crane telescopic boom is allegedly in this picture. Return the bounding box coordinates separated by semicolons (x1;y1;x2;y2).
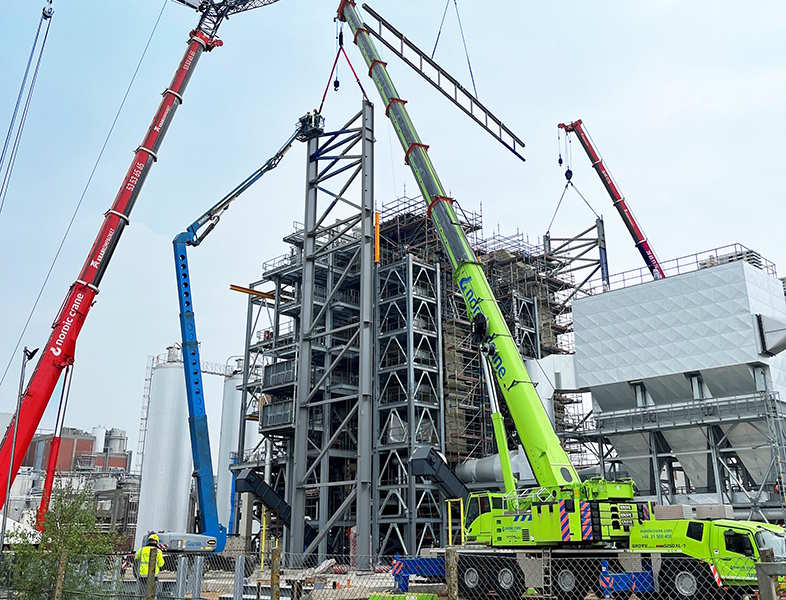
337;0;578;490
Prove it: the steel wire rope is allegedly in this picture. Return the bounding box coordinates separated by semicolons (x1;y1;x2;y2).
0;8;52;217
0;0;169;391
0;12;45;186
547;179;599;234
430;0;451;59
452;0;478;97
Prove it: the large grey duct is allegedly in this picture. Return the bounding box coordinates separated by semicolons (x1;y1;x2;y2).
455;446;536;487
758;314;786;356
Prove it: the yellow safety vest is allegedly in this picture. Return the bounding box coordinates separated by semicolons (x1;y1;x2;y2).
135;545;164;577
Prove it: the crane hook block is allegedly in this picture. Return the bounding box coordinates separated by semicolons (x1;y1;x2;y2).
564;168;573;181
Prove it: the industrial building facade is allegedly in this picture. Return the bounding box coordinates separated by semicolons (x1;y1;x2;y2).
566;249;786;520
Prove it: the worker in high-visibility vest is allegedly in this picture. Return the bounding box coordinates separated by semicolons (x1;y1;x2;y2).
135;533;164;596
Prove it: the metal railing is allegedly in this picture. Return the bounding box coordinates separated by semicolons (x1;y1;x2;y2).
589;392;784;435
585;243;777;295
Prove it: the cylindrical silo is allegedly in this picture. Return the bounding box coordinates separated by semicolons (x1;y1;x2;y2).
91;426;107;455
216;358;261;531
135;349;193;548
105;428;127;453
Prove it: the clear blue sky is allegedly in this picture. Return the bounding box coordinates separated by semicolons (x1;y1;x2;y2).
1;0;784;454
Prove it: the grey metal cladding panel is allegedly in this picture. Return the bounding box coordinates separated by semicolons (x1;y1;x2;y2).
643;375;693;405
575;262;760;388
722;422;773;485
701;364;756;398
591;382;633;412
743;261;786;320
661;429;709;488
607;433;652;493
772;353;786;397
590;375;693;411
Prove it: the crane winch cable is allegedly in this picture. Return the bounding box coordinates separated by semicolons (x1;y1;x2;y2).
0;0;168;391
0;9;47;184
452;0;478;97
546;178;600;235
0;4;53;217
318;26;368;114
430;0;451;59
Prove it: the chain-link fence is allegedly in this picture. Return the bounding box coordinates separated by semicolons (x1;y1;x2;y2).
452;552;764;600
0;547;781;599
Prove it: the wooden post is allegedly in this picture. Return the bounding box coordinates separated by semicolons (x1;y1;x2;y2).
271;545;281;600
145;548;158;600
446;547;458;600
52;551;67;600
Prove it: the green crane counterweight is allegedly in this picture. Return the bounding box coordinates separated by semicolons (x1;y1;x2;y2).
337;0;577;490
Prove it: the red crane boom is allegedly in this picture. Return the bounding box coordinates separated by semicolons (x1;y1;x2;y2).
0;14;225;513
558;119;665;280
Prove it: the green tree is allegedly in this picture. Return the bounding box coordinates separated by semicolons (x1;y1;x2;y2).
5;480;118;599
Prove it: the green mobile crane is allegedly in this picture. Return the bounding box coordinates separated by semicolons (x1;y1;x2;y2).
337;1;786;598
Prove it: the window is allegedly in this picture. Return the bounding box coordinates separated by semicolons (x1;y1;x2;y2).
479;495;491;515
491;496;503;510
756;530;786;560
465;497;479;528
686;521;704;541
724;530;755;557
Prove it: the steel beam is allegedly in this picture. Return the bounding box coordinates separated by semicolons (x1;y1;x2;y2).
290;133;319;558
355;100;375;569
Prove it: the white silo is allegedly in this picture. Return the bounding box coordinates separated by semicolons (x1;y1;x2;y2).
216;358;261;531
92;426;107;454
105;428;127;453
135;347;193;548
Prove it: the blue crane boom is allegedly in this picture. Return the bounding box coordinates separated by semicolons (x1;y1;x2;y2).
169;112;323;552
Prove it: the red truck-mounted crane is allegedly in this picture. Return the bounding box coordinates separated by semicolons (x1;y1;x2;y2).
558;119;665;280
0;0;282;520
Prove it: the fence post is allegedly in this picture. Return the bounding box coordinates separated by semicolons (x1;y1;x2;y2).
446;547;458;600
110;554;122;597
192;555;205;600
271;545;281;600
53;551;67;600
175;555;189;599
233;555;246;600
145;548;158;600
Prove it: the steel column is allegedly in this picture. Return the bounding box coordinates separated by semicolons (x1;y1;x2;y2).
356;100;374;568
405;254;417;549
290;133;319;558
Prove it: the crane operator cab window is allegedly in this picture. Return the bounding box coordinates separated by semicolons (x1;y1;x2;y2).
724;529;756;558
465;494;491;528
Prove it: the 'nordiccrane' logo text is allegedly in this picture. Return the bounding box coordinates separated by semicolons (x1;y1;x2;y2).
50;292;85;357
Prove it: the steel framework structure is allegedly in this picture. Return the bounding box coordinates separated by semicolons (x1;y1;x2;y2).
293;101;375;565
236;104;375;564
376;255;444;555
560;392;786;521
